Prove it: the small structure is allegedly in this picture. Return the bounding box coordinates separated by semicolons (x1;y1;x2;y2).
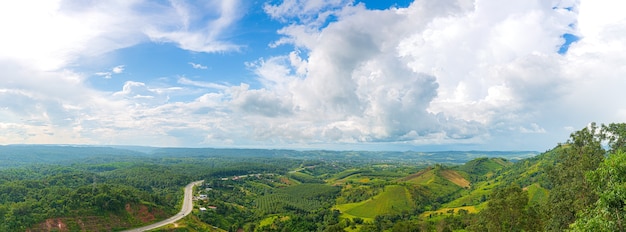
199;207;207;212
198;194;208;200
208;206;217;210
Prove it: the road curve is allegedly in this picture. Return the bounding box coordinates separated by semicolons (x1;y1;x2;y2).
122;180;204;232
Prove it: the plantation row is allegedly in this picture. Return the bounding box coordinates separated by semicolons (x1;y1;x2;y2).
254;184;340;214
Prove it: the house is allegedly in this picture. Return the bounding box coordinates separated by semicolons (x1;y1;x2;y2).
198;194;208;200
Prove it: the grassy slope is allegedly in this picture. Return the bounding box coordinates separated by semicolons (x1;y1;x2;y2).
421;205;479;218
443;150;559;210
336;185;413;219
404;167;466;202
456;157;512;177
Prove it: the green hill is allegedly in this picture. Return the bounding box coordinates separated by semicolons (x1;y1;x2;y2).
401;166;467;199
336;185;413;219
456;157;512;180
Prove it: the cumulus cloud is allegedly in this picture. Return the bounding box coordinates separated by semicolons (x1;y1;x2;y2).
235;0;626;149
0;0;624;150
264;0;348;24
0;0;248;145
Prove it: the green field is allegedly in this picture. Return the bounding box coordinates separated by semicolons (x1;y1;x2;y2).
336;185;413;219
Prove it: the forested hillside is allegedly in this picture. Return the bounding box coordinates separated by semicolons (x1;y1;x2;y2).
0;123;624;231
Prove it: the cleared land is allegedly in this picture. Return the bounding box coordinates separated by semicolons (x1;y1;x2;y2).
439;170;471;188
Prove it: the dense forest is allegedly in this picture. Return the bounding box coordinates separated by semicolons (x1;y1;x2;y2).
0;123;624;231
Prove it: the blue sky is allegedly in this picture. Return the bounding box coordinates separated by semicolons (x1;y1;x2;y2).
0;0;625;151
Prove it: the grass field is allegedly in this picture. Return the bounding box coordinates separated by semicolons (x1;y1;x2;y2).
258;215;290;228
397;167;432;183
336;185;413;219
444;179;499;208
420;205;479;218
401;169;436;185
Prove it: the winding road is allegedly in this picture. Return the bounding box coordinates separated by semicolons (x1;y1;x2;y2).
122;180;204;232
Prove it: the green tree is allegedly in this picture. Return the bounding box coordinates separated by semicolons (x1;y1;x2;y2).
571;151;626;232
544;123;605;231
476;185;535;232
601;123;626;154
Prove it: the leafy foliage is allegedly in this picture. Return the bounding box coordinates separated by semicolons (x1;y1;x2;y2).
571;151;626;231
471;185;541;231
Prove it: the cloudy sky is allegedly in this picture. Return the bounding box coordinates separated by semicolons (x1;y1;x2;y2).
0;0;624;151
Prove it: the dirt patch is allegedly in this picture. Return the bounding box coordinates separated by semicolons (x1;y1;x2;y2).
138;205;156;223
440;170;471;188
27;218;69;232
280;177;293;185
28;216;122;232
398;167;432;182
28;203;164;232
126;203;163;223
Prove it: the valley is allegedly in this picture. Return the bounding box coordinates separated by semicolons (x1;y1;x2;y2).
0;123;623;231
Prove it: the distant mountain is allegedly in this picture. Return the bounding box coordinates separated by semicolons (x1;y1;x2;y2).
0;144;538;169
0;145;148;168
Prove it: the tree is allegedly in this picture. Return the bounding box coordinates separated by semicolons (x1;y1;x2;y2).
571;151;626;232
602;123;626;154
544;123;605;231
477;185;534;232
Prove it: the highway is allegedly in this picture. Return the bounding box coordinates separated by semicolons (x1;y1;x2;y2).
122;180;204;232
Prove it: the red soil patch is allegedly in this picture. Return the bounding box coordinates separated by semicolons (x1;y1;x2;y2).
280;177;293;185
126;203;166;223
27;216;123;232
27;218;68;232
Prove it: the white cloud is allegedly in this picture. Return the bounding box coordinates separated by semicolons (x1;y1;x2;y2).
232;0;626;150
520;123;547;134
95;65;125;79
0;0;625;150
0;0;248;146
0;0;243;71
189;62;208;69
264;0;348;23
145;0;243;52
95;72;113;79
178;77;229;90
112;65;125;74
